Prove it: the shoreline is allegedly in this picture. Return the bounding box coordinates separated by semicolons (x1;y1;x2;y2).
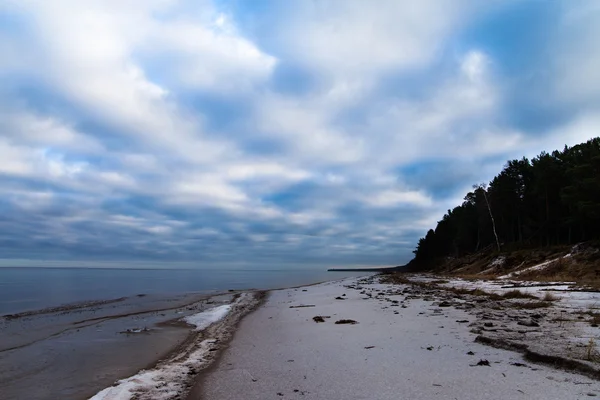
83;275;372;399
89;291;267;400
4;272;597;399
0;290;240;400
195;275;599;400
0;271;372;400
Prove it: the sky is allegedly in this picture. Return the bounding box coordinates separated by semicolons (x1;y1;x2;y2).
0;0;599;268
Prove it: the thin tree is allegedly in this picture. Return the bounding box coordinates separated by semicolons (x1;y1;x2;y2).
474;183;501;252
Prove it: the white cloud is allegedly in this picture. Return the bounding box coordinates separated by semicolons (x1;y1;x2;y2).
364;190;433;208
277;0;470;76
255;92;366;164
152;19;276;91
0;112;104;152
224;162;309;182
170;174;249;206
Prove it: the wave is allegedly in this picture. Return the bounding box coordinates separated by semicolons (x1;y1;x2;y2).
2;297;128;320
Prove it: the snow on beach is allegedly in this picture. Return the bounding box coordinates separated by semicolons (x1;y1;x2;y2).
89;338;219;400
415;274;600;313
497;255;567;279
398;273;600;373
89;294;258;400
199;276;598;400
184;304;231;331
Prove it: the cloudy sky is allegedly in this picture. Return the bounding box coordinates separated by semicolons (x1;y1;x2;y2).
0;0;599;268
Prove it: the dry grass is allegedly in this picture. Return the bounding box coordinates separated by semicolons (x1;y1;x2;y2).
380;274;444;290
583;279;600;291
430;279;450;285
589;312;600;327
542;291;560;302
444;286;503;300
449;273;499;281
501;289;538;300
379;274;412;285
586;338;598;361
509;245;600;287
587;302;600;310
516;257;571;280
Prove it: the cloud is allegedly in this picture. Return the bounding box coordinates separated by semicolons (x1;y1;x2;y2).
149;16;277;92
0;0;599;267
271;0;471;76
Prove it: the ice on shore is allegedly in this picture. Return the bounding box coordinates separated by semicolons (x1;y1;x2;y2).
184;304;231;331
89;304;233;400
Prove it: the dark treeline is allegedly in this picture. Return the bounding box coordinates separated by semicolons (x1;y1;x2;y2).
412;137;600;268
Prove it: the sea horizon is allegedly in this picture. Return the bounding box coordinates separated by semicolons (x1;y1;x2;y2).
0;266;373;315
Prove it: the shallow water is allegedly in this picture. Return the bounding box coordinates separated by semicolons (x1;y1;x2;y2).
0;267;369;315
0;292;232;400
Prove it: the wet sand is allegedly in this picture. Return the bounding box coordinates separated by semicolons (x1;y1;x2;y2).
0;291;235;400
196;276;598;400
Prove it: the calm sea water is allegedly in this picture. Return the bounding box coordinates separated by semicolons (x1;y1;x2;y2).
0;267;370;315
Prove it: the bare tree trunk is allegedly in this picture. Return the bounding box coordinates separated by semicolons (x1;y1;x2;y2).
545;188;550;246
475;184;501;252
483;190;501;252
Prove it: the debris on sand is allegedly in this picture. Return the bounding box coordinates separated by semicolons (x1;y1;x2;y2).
290;304;316;308
313;316;325;323
517;320;540;327
473;359;490;366
334;296;346;300
119;327;151;334
335;319;358;325
511;362;528;367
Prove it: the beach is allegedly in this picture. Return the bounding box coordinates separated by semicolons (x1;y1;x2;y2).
3;273;599;399
193;275;599;400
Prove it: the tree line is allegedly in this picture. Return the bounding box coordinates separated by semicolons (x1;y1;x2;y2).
411;137;600;268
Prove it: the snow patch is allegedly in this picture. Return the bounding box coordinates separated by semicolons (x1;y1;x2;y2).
498;257;560;279
479;256;506;275
184;304;231;331
89;339;217;400
489;256;505;268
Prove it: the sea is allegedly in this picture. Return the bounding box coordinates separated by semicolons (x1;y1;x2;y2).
0;266;369;316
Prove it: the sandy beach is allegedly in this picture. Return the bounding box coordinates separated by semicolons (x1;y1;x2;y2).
193;275;599;400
